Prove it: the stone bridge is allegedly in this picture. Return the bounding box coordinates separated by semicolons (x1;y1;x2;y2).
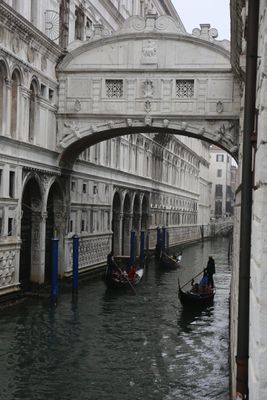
56;14;240;169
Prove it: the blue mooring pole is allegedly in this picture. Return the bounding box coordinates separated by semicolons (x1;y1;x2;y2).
51;237;59;304
72;234;79;295
130;230;135;265
140;230;145;267
166;229;169;254
156;226;161;245
162;226;166;252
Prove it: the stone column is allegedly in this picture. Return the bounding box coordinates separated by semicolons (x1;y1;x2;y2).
54;210;66;278
132;212;141;256
113;213;122;256
123;212;133;256
18;85;31;141
31;211;44;283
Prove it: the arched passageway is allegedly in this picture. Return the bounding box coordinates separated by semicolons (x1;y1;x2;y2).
112;191;121;255
122;193;131;256
132;194;141;256
20;177;42;288
45;181;65;282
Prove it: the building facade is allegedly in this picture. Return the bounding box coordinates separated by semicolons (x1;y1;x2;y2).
209;145;234;219
230;0;267;398
0;0;215;295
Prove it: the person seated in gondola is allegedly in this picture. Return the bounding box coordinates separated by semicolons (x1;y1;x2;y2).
191;279;199;293
199;269;210;293
127;264;137;280
176;252;182;263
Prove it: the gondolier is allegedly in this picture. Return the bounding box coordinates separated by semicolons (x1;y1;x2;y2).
206;256;216;288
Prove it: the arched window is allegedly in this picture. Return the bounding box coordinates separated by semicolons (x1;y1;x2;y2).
11;70;21;139
0;62;7;134
29;80;38;142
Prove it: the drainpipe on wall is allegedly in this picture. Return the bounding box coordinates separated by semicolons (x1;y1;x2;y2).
235;0;259;398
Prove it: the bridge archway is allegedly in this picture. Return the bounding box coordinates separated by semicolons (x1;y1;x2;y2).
57;14;240;170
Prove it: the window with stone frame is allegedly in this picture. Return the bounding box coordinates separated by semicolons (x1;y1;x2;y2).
176;80;194;98
105;79;123;98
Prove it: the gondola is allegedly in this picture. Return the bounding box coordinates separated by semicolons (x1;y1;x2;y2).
104;265;145;290
159;252;182;270
178;279;215;307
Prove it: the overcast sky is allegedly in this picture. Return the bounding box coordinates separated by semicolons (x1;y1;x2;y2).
171;0;230;40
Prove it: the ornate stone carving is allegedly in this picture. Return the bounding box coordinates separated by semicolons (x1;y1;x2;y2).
155;15;184;33
216;101;224;113
192;24;218;42
64;121;81;138
27;46;35;63
143;79;154;98
126;118;133;127
163;119;169;128
0;249;16;287
145;100;151;113
74;99;82;112
12;34;20;53
181;122;188;130
141;40;157;64
144;115;152;126
119;15;184;34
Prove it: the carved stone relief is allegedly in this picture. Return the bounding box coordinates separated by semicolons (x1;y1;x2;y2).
143;79;154;98
74;99;82;112
216;101;224;113
27;46;35;63
141;40;157;64
12;34;20;54
145;100;151;113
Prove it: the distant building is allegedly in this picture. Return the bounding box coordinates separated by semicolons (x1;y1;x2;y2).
209;145;234;219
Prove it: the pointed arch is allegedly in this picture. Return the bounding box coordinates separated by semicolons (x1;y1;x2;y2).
10;68;22;139
0;60;9;134
122;192;131;256
112;191;122;255
29;78;39;143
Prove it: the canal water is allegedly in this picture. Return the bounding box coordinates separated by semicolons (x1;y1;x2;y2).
0;238;231;400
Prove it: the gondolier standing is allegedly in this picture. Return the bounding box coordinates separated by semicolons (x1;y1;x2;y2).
206;256;216;288
106;251;120;278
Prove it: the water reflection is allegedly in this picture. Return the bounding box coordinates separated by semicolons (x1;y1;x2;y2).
0;238;231;400
178;306;214;333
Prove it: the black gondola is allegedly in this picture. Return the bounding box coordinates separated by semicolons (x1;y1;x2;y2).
104;266;145;290
159;252;182;270
178;280;215;307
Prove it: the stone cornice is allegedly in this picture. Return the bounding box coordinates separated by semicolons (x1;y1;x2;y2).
0;1;63;61
0;47;58;85
58;31;230;71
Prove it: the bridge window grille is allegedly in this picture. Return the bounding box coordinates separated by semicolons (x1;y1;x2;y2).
176;80;194;98
106;80;123;98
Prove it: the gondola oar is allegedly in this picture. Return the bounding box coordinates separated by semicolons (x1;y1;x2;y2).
178;270;204;290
